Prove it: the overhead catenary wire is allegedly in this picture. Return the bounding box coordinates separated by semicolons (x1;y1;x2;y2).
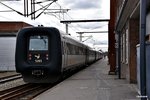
0;0;57;19
34;0;56;4
0;1;23;15
29;0;57;18
35;0;56;19
0;0;105;37
52;2;82;35
0;10;13;12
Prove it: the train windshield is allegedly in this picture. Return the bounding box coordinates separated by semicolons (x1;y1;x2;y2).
29;35;48;51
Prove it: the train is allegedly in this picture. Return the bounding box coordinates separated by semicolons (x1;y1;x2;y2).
15;27;103;83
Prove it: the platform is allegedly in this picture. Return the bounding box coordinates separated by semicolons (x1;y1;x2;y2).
33;58;140;100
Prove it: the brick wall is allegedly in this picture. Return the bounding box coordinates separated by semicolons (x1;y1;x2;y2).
0;22;32;32
108;0;116;74
129;19;139;83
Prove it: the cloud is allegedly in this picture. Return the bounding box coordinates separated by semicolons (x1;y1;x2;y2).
84;37;108;45
94;40;108;45
64;0;101;9
0;0;109;51
75;22;108;30
1;0;21;1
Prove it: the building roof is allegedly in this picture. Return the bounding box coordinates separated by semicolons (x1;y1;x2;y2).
0;21;32;32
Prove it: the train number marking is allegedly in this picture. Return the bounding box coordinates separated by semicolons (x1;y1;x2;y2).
35;59;42;63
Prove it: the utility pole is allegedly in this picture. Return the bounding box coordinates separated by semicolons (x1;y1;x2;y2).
77;32;92;42
24;0;28;17
31;0;35;19
0;0;59;20
60;22;70;35
77;32;84;41
76;31;108;42
60;19;109;39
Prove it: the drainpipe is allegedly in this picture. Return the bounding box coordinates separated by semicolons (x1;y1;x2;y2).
139;0;147;99
115;31;121;79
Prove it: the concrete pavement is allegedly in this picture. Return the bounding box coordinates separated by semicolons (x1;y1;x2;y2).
33;58;140;100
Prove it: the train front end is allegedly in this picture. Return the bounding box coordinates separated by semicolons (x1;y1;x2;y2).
15;27;62;83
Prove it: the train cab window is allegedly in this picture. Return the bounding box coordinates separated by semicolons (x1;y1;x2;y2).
29;35;48;51
28;35;49;64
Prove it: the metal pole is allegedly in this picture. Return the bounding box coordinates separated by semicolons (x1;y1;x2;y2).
33;0;35;19
139;0;147;99
24;0;26;17
31;0;35;19
31;0;33;19
79;33;82;42
27;0;28;17
66;23;68;35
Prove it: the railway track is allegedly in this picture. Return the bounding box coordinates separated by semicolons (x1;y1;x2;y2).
0;74;22;84
0;66;86;100
0;83;52;100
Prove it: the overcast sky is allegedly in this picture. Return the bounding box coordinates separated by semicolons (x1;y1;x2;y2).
0;0;110;51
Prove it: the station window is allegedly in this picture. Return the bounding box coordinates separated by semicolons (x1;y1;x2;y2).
125;29;129;64
123;33;126;63
121;28;129;64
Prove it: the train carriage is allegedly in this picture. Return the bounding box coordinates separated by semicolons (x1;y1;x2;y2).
15;27;102;83
61;35;87;72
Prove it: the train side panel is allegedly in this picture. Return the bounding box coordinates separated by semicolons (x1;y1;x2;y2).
61;36;86;71
88;49;96;64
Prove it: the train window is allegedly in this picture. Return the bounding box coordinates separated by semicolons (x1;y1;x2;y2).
79;47;82;55
66;43;72;55
29;35;48;51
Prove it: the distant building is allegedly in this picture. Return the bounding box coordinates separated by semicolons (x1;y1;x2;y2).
0;21;32;36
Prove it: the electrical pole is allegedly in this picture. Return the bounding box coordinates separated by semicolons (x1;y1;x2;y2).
76;31;108;42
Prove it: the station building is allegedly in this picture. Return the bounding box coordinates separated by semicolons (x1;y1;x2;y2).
0;21;32;36
0;21;32;71
114;0;140;83
109;0;150;99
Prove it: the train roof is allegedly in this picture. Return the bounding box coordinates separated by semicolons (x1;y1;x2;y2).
19;26;92;49
58;29;90;48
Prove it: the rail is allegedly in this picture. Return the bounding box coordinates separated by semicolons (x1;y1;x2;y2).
0;74;22;84
0;83;52;100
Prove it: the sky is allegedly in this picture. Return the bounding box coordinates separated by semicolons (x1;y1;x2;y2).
0;0;110;51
